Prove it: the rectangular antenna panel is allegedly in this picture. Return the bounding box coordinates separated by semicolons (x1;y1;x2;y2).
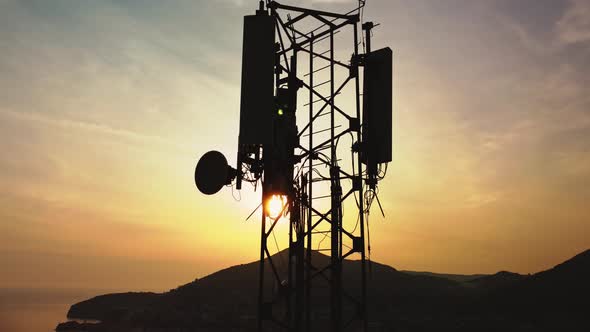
238;13;276;145
363;47;393;164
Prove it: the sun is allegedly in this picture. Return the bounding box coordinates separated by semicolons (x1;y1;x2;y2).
265;195;288;219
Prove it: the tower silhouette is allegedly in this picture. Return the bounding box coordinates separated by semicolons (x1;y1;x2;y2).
194;1;392;331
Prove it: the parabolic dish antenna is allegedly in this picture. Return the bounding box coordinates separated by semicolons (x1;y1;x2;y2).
195;150;229;195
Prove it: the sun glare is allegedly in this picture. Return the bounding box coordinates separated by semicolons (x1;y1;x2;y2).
265;195;288;219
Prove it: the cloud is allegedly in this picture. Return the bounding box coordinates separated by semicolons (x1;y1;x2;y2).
556;0;590;45
0;108;190;152
0;0;589;283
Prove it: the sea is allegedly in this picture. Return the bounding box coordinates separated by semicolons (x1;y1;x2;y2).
0;288;112;332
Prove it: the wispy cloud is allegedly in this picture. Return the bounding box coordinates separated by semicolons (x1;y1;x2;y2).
556;0;590;45
0;108;191;152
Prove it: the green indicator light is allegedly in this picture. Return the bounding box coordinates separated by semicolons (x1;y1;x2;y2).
278;109;284;116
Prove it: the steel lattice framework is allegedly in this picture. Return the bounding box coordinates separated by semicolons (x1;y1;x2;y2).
247;1;385;331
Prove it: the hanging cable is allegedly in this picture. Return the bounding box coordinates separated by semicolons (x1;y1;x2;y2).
366;209;372;276
231;183;242;201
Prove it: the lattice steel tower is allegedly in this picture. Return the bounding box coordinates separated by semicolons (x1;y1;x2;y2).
194;1;392;331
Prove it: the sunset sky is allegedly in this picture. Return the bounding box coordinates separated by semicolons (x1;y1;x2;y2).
1;0;589;291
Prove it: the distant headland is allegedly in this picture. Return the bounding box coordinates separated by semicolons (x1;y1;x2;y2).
57;249;590;331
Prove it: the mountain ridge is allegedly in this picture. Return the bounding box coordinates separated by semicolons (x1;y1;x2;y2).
59;248;590;331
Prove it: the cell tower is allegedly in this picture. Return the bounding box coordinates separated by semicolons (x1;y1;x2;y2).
194;1;392;331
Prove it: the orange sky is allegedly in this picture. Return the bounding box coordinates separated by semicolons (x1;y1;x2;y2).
0;0;589;291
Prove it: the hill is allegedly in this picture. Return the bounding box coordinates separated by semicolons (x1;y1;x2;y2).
491;249;590;313
401;270;488;283
58;249;590;331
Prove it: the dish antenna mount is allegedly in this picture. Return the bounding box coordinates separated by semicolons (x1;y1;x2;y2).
194;151;236;195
